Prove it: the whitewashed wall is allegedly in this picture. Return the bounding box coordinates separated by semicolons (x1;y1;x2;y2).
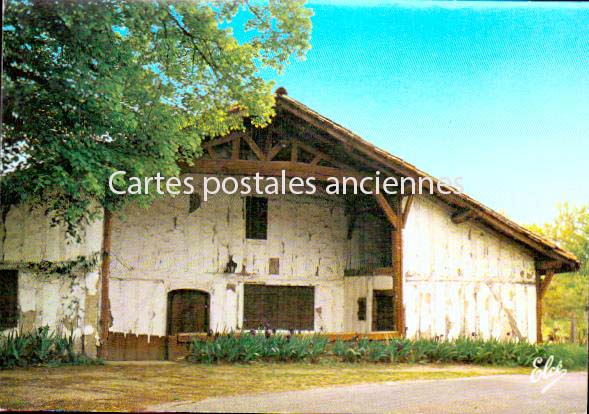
109;175;350;336
0;204;103;353
2;182;541;343
1;204;102;263
343;275;393;333
403;196;537;341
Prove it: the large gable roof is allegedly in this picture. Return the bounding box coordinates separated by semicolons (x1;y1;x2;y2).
275;92;579;274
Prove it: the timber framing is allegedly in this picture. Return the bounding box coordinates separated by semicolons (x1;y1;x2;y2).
536;268;556;343
190;129;367;182
275;93;580;274
451;208;477;224
370;192;404;333
178;90;579;341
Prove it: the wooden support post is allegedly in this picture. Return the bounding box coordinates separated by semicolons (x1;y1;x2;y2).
372;192;404;334
99;209;113;358
231;134;241;160
536;273;543;343
393;222;404;334
392;195;402;337
539;270;555;299
206;145;218;160
536;269;555;343
291;140;298;162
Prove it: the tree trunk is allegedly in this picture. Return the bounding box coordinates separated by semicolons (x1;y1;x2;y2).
570;316;577;343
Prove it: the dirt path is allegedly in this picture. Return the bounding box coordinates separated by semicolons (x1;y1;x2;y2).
151;372;588;413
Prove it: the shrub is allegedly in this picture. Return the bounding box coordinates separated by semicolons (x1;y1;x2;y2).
187;333;587;370
0;326;102;370
189;333;330;364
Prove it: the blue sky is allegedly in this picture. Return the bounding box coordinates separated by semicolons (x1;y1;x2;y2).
266;1;589;225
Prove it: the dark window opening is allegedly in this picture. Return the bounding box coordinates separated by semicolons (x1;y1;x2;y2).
372;290;395;331
246;197;268;240
189;193;201;213
0;270;18;330
243;285;314;330
167;289;209;335
357;297;366;321
268;258;280;275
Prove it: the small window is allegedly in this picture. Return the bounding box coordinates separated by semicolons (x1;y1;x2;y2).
246;197;268;240
268;258;280;275
357;297;366;321
0;270;18;330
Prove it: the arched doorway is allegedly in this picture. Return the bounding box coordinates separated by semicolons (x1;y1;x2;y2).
166;289;210;335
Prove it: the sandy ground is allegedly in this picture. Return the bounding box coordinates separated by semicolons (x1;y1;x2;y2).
0;362;529;411
152;372;588;413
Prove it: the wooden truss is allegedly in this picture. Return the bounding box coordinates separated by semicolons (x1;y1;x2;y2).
184;130;366;182
182;129;414;334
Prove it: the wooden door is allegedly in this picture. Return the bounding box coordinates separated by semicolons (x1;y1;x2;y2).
167;290;209;335
372;290;395;331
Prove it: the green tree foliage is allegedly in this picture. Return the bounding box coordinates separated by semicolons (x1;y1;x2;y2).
1;0;312;236
528;204;589;342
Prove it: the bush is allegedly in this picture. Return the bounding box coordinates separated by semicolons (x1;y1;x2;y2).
189;333;329;364
187;333;588;370
0;326;103;370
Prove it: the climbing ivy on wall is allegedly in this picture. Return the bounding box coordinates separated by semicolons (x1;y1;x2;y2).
19;253;100;280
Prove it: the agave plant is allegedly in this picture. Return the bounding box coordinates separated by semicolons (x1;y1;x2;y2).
1;326;101;370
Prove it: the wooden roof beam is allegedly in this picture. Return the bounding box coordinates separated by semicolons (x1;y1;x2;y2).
243;133;266;161
183;159;366;182
373;192;399;230
203;131;244;148
539;269;556;299
402;195;414;228
452;208;477;224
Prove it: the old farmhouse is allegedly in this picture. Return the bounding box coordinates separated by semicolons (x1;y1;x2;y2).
0;91;579;359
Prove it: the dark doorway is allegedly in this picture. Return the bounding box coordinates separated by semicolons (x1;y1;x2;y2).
0;270;18;330
243;284;315;331
372;290;395;331
167;289;209;335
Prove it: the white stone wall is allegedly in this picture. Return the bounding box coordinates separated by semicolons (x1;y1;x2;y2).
15;270;100;339
109;176;350;336
1;183;541;343
343;275;393;333
1;203;103;263
403;196;537;341
0;204;103;352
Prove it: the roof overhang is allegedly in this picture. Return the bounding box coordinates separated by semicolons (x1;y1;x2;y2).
275;93;580;275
